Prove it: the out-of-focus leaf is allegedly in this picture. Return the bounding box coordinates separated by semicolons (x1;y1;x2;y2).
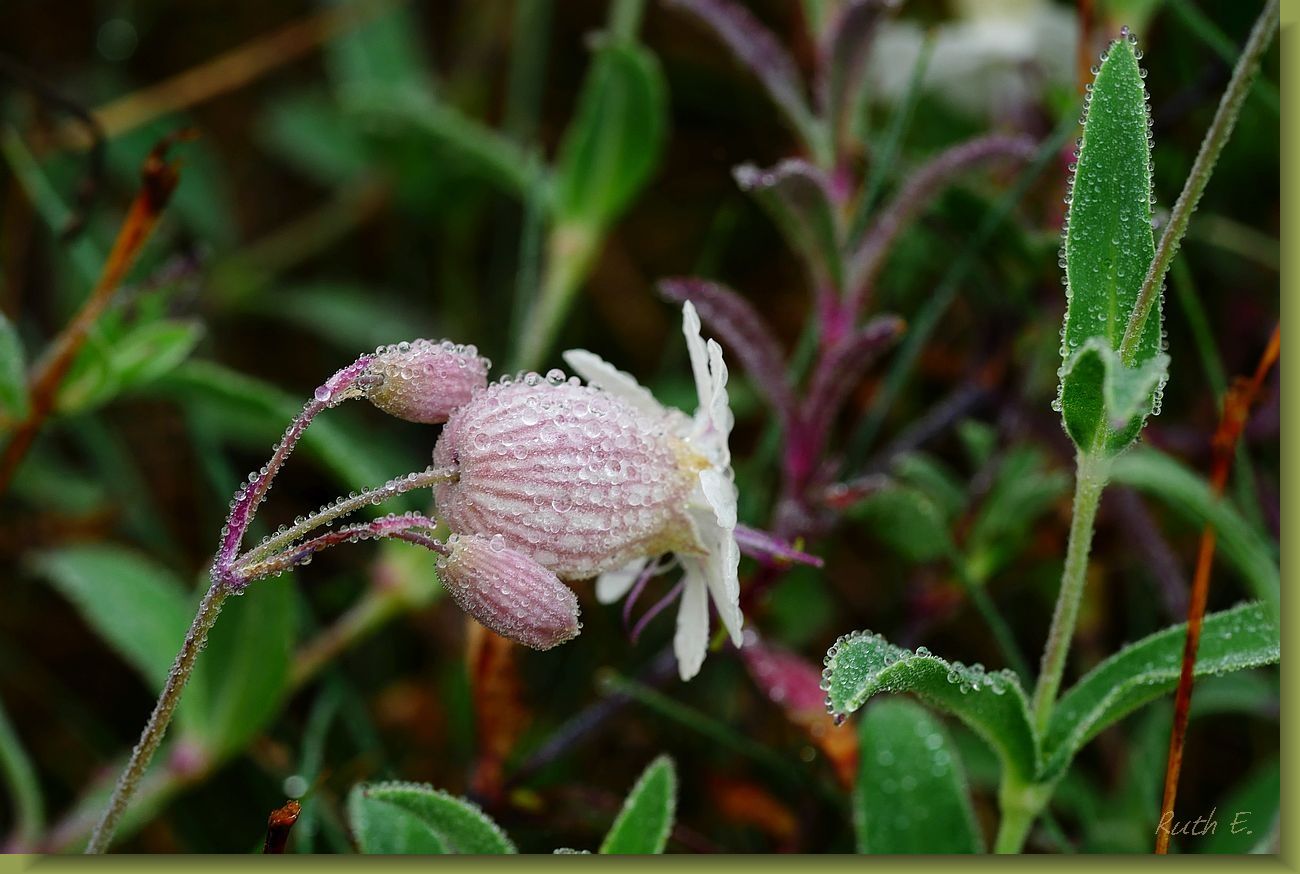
348;787;448;854
7;448;109;513
323;0;432;95
155;360;395;494
1199;760;1279;853
854;698;982;853
553;40;666;229
348;782;516;854
466;624;530;803
850;485;951;563
665;0;817;145
820;0;897;148
733;159;842;289
764;566;836;648
742;634;858;787
822;631;1037;783
344;85;538;199
251;282;432;352
1111;448;1279;615
892;452;966;520
1042;601;1279;780
56;319;203;413
257;92;371;186
965;446;1070;584
956;419;996;470
1057;37;1162;456
30;545;191;692
0;311;28;422
0;696;44;848
599;756;677;854
185;575;296;757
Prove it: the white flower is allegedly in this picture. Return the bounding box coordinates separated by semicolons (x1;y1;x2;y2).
562;301;743;680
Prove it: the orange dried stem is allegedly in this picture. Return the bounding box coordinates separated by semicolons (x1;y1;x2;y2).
1154;324;1278;854
0;131;190;495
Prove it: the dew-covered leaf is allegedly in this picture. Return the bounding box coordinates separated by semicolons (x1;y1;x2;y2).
733;159;842;290
348;782;516;854
854;698;982;853
553;40;666;229
822;632;1038;782
184;576;296;757
1042;601;1279;780
0;311;28;422
599;755;677;854
1058;35;1163;456
348;785;448;854
1111;448;1279;616
30;545;192;692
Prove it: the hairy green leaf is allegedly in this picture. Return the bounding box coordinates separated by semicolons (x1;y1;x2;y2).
349;782;516;854
1058;36;1163;455
854;699;982;853
553;40;666;228
823;631;1038;782
348;785;448;854
600;755;677;854
734;159;843;290
1111;448;1279;616
1042;601;1278;780
31;545;192;691
0;311;27;422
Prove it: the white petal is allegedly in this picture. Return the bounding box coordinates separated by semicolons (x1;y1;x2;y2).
681;302;712;413
705;339;734;446
595;557;649;604
698;468;738;530
673;571;710;681
561;349;665;418
694;538;744;647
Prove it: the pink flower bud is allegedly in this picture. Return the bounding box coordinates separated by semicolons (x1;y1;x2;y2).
363;340;490;424
437;533;581;650
432;374;705;579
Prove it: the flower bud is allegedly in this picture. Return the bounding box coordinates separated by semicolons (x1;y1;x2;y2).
438;533;581;650
433;375;704;579
363;340;490;424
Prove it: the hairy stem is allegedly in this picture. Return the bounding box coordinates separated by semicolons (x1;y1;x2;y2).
234;466;457;571
1030;452;1111;735
1118;0;1278;365
85;583;230;854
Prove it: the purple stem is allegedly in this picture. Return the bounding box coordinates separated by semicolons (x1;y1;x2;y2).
733;523;823;568
622;559;664;633
215;354;375;576
231;512;442;586
842;134;1036;322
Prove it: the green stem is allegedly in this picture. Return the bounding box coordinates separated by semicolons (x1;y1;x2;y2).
514;222;600;371
1030;452;1111;735
1118;0;1279;365
994;777;1051;854
85;582;230;853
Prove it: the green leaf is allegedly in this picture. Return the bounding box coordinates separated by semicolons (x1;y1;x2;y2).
850;485;951;563
966;446;1070;584
822;631;1038;783
322;0;432;95
734;159;843;290
343;85;539;199
893;452;966;520
251;282;432;352
257;92;371;186
553;40;666;229
1042;601;1279;780
0;311;28;421
1111;447;1279;617
1058;36;1163;456
56;319;204;413
348;786;448;854
185;576;296;757
1199;760;1279;854
348;782;516;854
599;755;677;854
854;699;982;853
30;545;192;691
